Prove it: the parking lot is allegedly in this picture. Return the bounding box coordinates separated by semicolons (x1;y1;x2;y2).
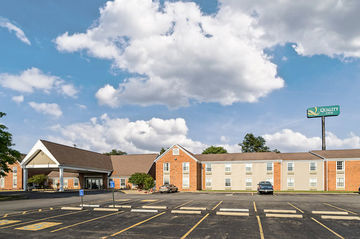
0;192;359;238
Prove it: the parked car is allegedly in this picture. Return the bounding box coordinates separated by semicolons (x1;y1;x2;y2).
358;185;360;194
257;181;274;195
159;184;178;193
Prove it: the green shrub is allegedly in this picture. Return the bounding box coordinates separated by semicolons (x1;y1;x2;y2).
129;173;154;190
28;174;48;188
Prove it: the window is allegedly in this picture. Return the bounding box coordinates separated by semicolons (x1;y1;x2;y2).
205;163;212;172
287;162;294;172
287;178;294;187
64;179;68;188
172;148;179;155
267;162;273;172
266;178;273;185
163;162;170;172
225;164;231;172
225;178;231;187
120;178;126;188
336;178;344;188
74;178;79;187
183;175;189;188
163;175;170;184
12;166;17;188
246;178;252;187
310;178;317;187
183;162;189;172
310;162;317;171
205;178;212;187
245;163;252;172
336;161;344;171
0;177;4;188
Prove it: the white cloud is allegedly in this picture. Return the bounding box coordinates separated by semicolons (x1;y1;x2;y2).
221;0;360;58
29;102;63;118
56;0;284;108
49;115;206;154
0;67;78;98
263;129;360;152
0;17;31;45
12;95;24;103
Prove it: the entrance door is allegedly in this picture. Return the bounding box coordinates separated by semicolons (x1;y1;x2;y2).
85;177;103;189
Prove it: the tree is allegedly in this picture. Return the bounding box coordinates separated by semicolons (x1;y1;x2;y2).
128;173;154;190
0;112;21;177
104;149;127;155
28;174;48;188
239;133;271;152
159;147;167;155
202;146;228;154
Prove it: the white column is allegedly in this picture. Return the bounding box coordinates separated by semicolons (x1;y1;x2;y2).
23;168;28;191
59;167;64;192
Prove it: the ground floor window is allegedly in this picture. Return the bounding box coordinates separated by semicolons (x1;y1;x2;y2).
74;178;79;187
225;178;231;187
336;177;345;188
183;175;189;188
287;178;294;187
205;177;212;187
310;178;317;187
246;178;252;187
120;178;126;188
64;179;68;188
0;177;4;188
85;177;103;189
163;175;170;185
12;166;17;188
266;178;273;185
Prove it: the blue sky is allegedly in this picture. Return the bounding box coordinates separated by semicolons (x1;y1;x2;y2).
1;0;360;154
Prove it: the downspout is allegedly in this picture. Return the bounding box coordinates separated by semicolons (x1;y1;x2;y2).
309;151;326;191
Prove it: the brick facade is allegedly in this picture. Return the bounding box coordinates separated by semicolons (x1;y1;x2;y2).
0;161;22;190
273;162;281;190
345;161;360;191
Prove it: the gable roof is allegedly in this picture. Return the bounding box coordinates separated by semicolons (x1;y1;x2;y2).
280;152;322;160
40;140;113;171
195;152;280;162
110;154;158;177
155;144;199;162
311;149;360;159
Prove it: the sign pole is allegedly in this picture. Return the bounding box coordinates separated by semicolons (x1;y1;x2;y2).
112;188;115;208
321;116;326;150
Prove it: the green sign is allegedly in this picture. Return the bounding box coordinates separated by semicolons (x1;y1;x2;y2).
307;105;340;118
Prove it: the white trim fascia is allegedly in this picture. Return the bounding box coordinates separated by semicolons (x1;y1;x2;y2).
60;165;111;174
21;140;60;167
154;144;199;163
324;158;360;161
25;164;58;169
200;160;282;164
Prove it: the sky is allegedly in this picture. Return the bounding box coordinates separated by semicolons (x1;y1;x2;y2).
1;0;360;154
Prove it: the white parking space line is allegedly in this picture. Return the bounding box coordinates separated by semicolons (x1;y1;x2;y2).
171;210;202;215
321;215;360;220
266;213;303;218
79;204;100;208
115;199;130;201
312;211;348;215
264;209;297;213
61;207;83;211
142;206;167;209
216;212;249;216
94;208;119;212
180;207;207;211
219;208;249;212
131;209;158;213
108;205;132;208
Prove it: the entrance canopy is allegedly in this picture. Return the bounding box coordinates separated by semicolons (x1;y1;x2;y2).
21;140;113;191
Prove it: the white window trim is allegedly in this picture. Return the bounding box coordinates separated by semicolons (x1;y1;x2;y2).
12;166;17;188
267;162;273;172
205;163;212;172
74;178;79;187
163;175;170;185
163;162;170;172
336;161;344;171
246;178;252;187
182;162;189;173
245;163;252;172
225;178;231;187
287;177;295;187
205;177;212;187
182;174;189;188
336;177;345;189
309;178;317;187
266;177;273;185
0;177;4;188
309;161;317;171
172;148;180;155
287;162;294;172
225;164;231;172
120;178;126;188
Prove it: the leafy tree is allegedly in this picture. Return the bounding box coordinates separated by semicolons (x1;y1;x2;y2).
128;173;154;190
159;147;168;155
28;174;48;188
239;133;271;152
104;149;127;155
202;146;228;154
0;112;21;177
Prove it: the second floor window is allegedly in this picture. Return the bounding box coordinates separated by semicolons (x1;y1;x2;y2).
205;163;212;172
245;163;252;172
267;162;273;171
183;162;189;172
225;164;231;172
163;162;170;172
336;161;344;171
287;162;294;172
310;162;317;171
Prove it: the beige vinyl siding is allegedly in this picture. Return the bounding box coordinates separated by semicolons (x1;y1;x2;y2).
281;160;323;190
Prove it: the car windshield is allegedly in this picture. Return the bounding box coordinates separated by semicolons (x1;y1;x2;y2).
259;182;272;186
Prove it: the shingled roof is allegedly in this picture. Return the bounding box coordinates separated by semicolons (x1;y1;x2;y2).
280;152;322;160
195;152;281;162
110;154;158;177
41;140;113;172
311;149;360;159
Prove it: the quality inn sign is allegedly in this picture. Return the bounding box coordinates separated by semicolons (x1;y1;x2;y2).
307;105;340;118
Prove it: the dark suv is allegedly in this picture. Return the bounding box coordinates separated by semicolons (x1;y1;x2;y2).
257;181;274;195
